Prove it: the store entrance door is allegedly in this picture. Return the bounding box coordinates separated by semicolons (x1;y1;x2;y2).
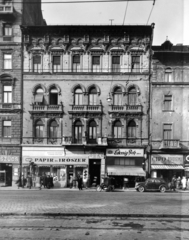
89;159;101;187
0;163;12;186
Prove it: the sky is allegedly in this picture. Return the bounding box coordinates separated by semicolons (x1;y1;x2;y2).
42;0;189;45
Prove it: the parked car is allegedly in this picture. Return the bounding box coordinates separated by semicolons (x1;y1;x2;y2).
135;178;168;193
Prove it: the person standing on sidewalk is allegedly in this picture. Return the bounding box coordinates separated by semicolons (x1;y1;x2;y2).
181;176;187;190
176;176;181;189
27;174;32;189
171;175;177;191
78;175;83;190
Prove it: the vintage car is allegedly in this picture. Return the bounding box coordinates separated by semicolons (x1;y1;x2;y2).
135;178;168;193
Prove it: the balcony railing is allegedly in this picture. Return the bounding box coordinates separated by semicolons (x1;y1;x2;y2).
69;105;102;113
0;137;21;144
109;105;142;113
30;104;63;112
22;137;107;146
107;137;148;147
0;103;21;110
160;139;180;149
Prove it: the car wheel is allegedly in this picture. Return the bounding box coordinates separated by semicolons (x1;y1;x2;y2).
96;186;102;192
138;186;145;192
160;186;166;193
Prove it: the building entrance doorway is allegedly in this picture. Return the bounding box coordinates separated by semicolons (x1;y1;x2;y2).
89;159;101;187
0;163;12;186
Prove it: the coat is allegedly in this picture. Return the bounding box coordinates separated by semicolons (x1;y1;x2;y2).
181;177;187;189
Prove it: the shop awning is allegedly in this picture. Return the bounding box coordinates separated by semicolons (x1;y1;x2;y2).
151;165;184;170
107;166;145;176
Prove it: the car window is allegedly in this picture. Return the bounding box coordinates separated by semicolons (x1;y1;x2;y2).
147;179;155;183
155;179;161;184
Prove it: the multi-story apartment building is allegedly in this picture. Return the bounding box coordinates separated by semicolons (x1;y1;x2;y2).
21;24;154;188
150;40;189;182
0;0;45;186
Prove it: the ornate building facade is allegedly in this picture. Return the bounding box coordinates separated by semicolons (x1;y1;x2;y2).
21;25;154;188
150;40;189;182
0;0;45;186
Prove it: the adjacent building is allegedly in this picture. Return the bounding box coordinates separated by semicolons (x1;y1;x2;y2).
21;24;154;188
0;0;45;186
150;40;189;182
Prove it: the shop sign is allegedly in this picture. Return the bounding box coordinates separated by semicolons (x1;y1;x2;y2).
185;167;189;171
23;156;88;165
0;155;19;163
151;155;183;165
106;149;144;157
185;155;189;165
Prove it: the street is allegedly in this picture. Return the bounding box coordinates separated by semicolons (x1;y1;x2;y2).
0;190;189;239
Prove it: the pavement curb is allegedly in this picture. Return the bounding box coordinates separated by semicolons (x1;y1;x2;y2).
0;212;189;218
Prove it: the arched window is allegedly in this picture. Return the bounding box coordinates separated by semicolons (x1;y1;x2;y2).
127;120;136;138
49;87;58;105
49;120;58;138
35;120;44;138
88;120;97;143
113;121;122;138
128;87;137;105
74;120;82;143
113;87;122;105
35;88;44;105
89;87;97;105
74;88;83;105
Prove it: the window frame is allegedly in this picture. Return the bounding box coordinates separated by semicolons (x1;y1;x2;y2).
127;120;137;138
112;55;120;72
88;120;97;143
72;55;81;72
49;120;58;139
92;55;101;72
3;53;12;69
52;55;61;73
131;55;140;72
74;88;83;105
113;87;122;106
89;87;97;105
33;54;42;73
3;120;11;138
3;85;12;103
35;120;44;138
3;24;12;36
128;87;137;105
163;95;173;111
74;120;83;143
164;68;173;82
49;88;58;105
113;121;122;138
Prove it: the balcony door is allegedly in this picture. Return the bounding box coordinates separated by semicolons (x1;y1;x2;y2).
74;120;82;143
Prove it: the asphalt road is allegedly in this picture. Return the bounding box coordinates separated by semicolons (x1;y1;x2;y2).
0;216;188;240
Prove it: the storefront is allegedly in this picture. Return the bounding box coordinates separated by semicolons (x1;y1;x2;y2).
105;148;146;188
22;147;105;188
0;155;20;186
150;154;184;182
184;155;189;178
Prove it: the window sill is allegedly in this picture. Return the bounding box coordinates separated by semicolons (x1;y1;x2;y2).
162;110;174;112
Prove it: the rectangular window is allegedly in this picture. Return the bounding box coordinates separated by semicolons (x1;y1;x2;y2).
3;86;12;103
114;158;135;166
164;95;172;111
163;124;172;140
72;55;80;72
131;56;140;72
113;127;122;138
33;55;41;72
3;54;12;69
3;120;11;138
89;94;97;105
4;24;12;36
92;56;100;72
53;56;60;72
112;56;120;72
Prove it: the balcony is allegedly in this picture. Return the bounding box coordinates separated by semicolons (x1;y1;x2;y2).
0;4;13;14
160;139;180;149
69;105;102;114
108;105;142;114
29;104;63;114
0;137;21;145
22;138;62;145
62;136;107;146
107;137;148;147
0;103;21;113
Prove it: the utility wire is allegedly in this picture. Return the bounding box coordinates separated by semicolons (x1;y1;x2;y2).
15;0;155;3
146;0;155;24
122;0;129;25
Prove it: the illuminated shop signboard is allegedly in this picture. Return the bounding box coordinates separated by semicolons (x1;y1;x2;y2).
0;155;19;163
151;155;183;165
23;157;88;165
106;149;144;157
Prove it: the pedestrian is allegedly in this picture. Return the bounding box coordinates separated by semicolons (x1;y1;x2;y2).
27;174;32;189
35;173;41;190
69;175;73;189
43;173;47;188
181;176;187;190
78;175;83;190
171;175;177;191
176;176;181;189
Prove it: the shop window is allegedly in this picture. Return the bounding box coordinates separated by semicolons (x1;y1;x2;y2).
49;88;58;105
72;55;80;72
113;121;122;138
74;88;83;105
33;55;41;72
35;120;44;138
3;53;12;69
165;68;172;82
74;120;82;143
49;120;58;138
113;87;122;105
128;87;137;105
127;120;136;138
52;56;61;72
88;120;97;143
114;158;135;166
164;95;172;111
131;55;140;72
112;56;120;72
92;56;100;72
89;87;97;105
34;88;44;105
3;85;12;103
3;120;11;138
